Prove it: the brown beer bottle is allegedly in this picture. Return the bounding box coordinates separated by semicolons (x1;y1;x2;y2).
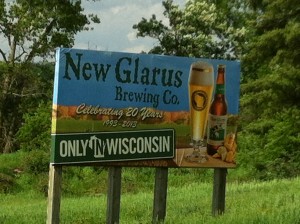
207;65;228;156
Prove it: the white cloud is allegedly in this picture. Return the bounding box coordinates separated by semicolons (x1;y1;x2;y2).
127;31;137;42
111;6;124;15
124;44;151;53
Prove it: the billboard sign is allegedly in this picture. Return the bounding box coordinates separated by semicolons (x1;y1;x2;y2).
51;48;240;167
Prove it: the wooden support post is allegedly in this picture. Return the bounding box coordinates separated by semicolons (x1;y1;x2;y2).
106;166;122;224
212;168;227;216
152;167;168;224
47;164;62;224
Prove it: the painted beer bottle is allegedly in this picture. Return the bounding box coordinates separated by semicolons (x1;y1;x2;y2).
207;65;228;156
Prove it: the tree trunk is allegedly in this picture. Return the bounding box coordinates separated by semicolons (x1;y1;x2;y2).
0;73;12;153
3;117;16;153
0;70;20;153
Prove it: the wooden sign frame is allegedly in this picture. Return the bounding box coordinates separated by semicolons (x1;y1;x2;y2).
47;49;240;223
47;165;228;224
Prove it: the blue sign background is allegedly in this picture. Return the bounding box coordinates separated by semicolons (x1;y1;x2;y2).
53;48;240;114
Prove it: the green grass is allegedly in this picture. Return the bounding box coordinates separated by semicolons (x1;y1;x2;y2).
1;177;299;224
0;152;24;174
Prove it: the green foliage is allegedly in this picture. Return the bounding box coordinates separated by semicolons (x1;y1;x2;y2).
16;150;49;194
0;0;100;62
243;0;300;80
0;150;23;173
61;167;108;196
0;0;100;153
0;62;54;153
21;150;49;175
0;173;15;193
16;101;52;152
133;0;252;59
0;93;52;193
263;107;300;178
238;107;300;180
239;0;300;179
133;0;300;180
16;172;49;195
0;152;24;193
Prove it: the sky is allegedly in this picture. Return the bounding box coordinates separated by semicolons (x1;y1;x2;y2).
0;0;185;60
74;0;186;53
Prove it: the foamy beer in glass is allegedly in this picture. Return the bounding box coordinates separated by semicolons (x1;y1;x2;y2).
187;61;214;162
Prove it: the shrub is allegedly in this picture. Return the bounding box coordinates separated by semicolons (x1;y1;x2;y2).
21;150;50;175
16;101;52;152
0;173;15;193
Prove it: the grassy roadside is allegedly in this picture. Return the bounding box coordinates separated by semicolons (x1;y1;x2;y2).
0;177;299;224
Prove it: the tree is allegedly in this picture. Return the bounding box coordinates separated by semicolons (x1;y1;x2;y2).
0;0;100;153
133;0;252;59
239;0;300;178
133;0;300;179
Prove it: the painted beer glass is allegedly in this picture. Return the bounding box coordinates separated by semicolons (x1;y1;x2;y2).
186;61;214;163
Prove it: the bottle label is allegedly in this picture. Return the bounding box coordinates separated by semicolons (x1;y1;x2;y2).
207;114;227;146
215;84;225;95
